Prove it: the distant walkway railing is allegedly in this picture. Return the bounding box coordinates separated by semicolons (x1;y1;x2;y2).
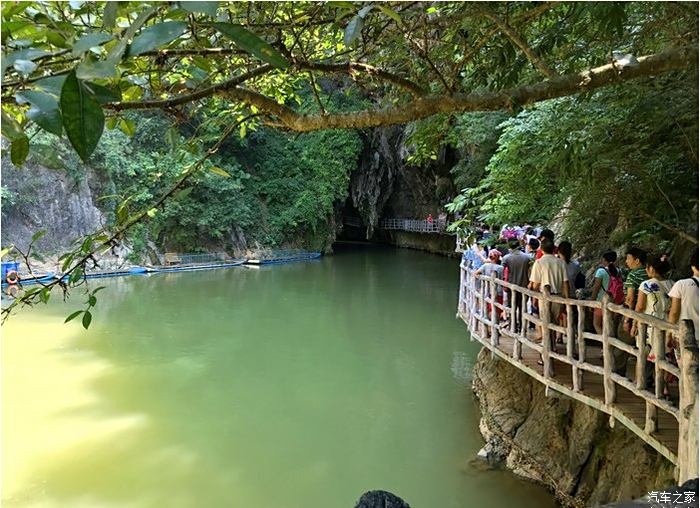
378;218;449;234
458;265;699;482
342;217;363;227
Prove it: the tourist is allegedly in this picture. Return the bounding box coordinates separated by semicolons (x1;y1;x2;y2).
557;241;583;291
633;255;674;394
556;241;582;342
427;213;434;224
476;249;505;325
503;238;531;332
535;228;555;260
590;251;622;335
529;238;569;364
633;255;674;322
668;250;699;341
526;238;540;260
617;247;648;374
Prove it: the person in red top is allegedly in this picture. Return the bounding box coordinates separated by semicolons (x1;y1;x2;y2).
426;214;433;224
535;228;556;260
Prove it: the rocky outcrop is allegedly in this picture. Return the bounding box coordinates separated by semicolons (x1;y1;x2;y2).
350;126;405;233
348;125;458;246
473;348;676;507
1;155;104;255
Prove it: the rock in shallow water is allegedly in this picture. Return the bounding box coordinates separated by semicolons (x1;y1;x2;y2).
353;490;410;508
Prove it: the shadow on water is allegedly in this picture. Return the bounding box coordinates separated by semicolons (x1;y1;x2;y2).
3;247;557;508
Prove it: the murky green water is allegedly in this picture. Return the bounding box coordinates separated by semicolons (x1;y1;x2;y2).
2;246;555;508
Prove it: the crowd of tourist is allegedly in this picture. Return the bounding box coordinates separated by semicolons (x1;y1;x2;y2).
461;224;699;387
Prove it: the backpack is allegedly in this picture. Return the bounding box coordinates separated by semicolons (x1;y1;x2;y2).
650;280;673;317
604;268;625;304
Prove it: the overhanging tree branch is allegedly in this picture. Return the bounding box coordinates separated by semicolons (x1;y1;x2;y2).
479;8;559;79
106;44;697;133
296;61;426;97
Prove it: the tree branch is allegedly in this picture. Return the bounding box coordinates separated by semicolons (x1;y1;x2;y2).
296;61;426;97
106;64;274;111
451;2;558;85
479;8;558;79
105;44;698;135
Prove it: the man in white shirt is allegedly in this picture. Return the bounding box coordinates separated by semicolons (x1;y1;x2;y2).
529;238;570;357
668;251;699;340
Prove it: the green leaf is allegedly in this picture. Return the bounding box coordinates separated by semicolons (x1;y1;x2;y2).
103;1;118;30
0;246;14;259
126;21;188;57
212;23;289;69
83;82;121;103
88;294;96;306
12;58;37;75
72;32;113;56
34;75;67;96
1;48;48;79
165;126;179;150
146;207;158;218
92;286;106;295
179;2;219;16
358;5;374;18
76;54;119;80
119;118;136;136
377;5;402;25
15;90;63;135
64;310;84;323
82;310;92;329
60;70;105;162
175;187;193;200
31;230;46;242
46;31;70;48
29;143;65;169
344;16;364;46
1;110;24;140
209;166;230;178
39;287;51;303
10;135;29;167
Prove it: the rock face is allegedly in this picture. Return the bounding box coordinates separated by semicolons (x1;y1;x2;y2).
1;156;104;256
348;125;458;253
472;348;676;507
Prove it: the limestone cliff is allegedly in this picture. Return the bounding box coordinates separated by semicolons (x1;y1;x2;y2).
472;348;676;507
1;154;104;255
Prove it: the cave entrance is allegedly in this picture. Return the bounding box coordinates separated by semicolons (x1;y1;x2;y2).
336;197;369;242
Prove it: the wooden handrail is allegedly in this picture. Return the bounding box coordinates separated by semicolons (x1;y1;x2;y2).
457;265;699;479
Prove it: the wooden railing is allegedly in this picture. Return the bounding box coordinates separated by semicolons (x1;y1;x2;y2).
457;265;699;482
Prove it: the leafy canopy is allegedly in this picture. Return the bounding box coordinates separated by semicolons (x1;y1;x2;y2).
1;1;697;164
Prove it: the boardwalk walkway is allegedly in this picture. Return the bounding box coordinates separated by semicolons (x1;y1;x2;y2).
457;265;699;482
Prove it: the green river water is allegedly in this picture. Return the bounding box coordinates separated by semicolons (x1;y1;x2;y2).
2;245;556;508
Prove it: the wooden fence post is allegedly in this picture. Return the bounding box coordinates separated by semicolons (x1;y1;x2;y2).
635;322;647;390
577;303;586;391
541;287;552;378
490;274;499;356
678;320;698;483
601;294;616;407
645;325;663;433
566;303;577;390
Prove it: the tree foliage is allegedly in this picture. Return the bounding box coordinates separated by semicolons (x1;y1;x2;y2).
446;72;698;255
1;1;697;162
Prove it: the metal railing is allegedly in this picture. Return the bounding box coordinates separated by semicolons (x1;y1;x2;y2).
342;217;362;227
378;218;449;234
457;265;699;481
